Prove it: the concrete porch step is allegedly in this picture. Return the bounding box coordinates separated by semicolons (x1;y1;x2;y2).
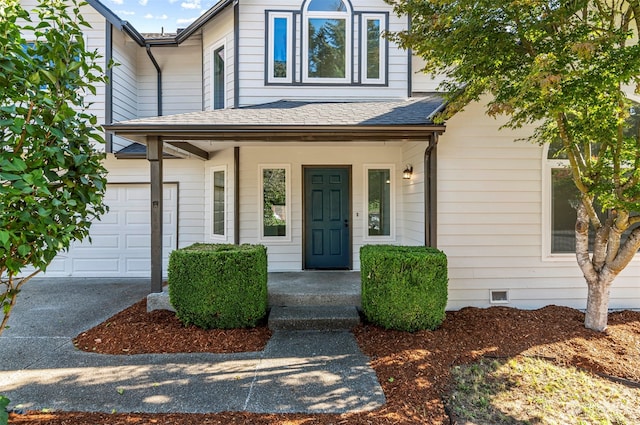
268;305;360;330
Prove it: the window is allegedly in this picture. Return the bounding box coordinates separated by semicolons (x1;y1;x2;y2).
304;0;351;82
212;43;225;109
544;138;639;256
265;2;387;85
212;167;226;238
267;13;293;83
361;14;386;84
365;166;395;239
260;165;290;240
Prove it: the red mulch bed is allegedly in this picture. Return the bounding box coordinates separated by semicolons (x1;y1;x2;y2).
9;300;640;424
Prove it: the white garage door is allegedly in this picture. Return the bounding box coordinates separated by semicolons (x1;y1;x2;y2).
42;183;178;277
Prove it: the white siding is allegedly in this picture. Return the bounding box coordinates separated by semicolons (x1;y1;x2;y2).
437;100;640;310
411;56;447;93
138;38;203;117
111;29;139;151
237;0;408;106
400;141;428;246
80;2;108;151
202;7;235;110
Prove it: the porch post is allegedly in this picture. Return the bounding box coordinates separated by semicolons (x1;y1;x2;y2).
234;146;240;245
147;136;164;293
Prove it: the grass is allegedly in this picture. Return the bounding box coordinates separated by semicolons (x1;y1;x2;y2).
447;356;640;425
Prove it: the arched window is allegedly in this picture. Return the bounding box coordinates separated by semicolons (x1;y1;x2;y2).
303;0;351;82
265;0;387;85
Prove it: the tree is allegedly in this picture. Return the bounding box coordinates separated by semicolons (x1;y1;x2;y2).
0;0;108;336
388;0;640;331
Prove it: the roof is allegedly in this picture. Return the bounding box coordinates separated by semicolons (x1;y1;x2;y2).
106;97;447;159
107;96;446;129
87;0;145;46
88;0;233;46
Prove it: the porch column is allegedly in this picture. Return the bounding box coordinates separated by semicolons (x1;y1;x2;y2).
147;136;164;293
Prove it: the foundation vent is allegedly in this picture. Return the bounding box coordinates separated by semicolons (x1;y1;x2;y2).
490;290;509;304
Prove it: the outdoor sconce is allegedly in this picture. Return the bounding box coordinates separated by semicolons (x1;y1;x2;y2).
403;165;413;180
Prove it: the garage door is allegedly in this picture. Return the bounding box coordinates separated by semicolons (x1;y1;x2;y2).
42;183;178;277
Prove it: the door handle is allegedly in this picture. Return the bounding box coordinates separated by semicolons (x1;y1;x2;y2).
344;219;349;228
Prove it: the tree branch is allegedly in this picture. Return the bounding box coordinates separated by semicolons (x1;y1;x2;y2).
609;225;640;273
575;203;598;280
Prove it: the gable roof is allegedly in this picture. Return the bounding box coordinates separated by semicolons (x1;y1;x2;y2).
87;0;233;46
86;0;146;45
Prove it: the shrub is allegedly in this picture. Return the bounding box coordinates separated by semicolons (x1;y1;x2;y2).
360;245;448;331
168;243;268;329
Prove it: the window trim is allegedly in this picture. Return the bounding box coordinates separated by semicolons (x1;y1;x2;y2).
211;166;227;240
266;12;294;84
302;1;352;84
258;164;292;243
360;13;387;85
211;39;227;110
363;164;396;242
542;143;578;261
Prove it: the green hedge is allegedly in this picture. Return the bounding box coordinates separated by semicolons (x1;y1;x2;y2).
168;243;268;329
360;245;448;331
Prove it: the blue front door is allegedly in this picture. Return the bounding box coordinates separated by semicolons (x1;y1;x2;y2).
304;167;351;269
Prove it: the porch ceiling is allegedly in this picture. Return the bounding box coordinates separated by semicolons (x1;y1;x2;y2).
104;96;447;159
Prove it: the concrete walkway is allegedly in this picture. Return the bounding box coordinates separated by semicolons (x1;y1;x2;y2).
0;277;385;414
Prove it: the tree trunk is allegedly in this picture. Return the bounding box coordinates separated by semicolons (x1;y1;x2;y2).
584;276;613;332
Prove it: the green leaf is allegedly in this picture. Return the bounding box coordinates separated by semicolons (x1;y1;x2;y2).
2;158;27;173
17;244;30;257
0;395;9;425
0;173;22;182
0;231;10;247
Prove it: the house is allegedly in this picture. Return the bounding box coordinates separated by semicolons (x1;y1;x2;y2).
27;0;640;310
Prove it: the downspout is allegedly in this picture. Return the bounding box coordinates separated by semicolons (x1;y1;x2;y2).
424;132;439;247
105;23;114;152
407;14;412;98
233;0;240;108
146;44;163;116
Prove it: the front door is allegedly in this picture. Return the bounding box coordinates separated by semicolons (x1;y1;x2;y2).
304;167;351;269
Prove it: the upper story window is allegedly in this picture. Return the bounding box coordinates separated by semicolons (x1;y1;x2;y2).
212;42;226;109
304;0;351;83
267;14;292;83
265;1;388;86
361;14;386;84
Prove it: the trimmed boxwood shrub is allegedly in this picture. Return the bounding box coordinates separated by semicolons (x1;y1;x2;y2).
360;245;448;331
168;243;268;329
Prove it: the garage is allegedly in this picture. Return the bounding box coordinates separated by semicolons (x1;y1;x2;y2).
42;183;178;277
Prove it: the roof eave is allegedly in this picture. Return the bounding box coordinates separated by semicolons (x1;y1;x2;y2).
104;124;447;142
87;0;146;46
175;0;235;44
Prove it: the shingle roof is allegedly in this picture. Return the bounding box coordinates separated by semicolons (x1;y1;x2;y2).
110;96;445;128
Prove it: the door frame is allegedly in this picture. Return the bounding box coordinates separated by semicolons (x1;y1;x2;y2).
302;165;353;270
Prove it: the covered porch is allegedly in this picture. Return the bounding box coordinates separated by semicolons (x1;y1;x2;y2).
103;97;446;293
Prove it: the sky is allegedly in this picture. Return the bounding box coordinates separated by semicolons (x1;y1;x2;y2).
105;0;221;34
